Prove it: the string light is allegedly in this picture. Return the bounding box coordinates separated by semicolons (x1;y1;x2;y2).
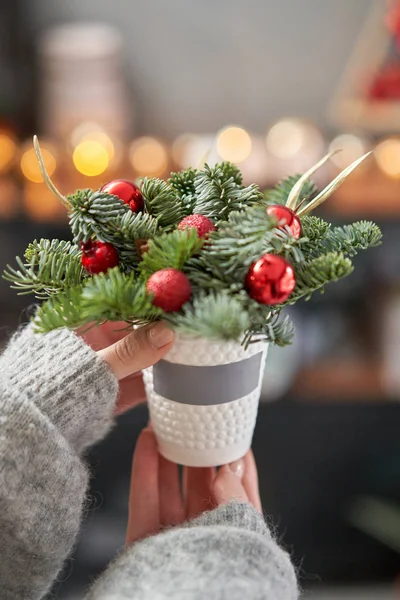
216;126;252;163
329;134;369;170
129;136;168;177
375;138;400;179
20;144;57;183
73;140;109;176
0;133;17;173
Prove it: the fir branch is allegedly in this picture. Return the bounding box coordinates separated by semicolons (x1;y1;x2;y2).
219;162;243;185
199;206;305;285
323;221;382;257
287;252;354;303
33;268;162;332
33;286;86;332
102;211;159;270
238;292;295;347
141;178;184;228
139;229;204;278
265;175;316;206
184;258;235;293
169;167;197;197
80;267;161;322
166;292;250;341
69;190;128;243
193;164;262;220
243;311;295;348
3;239;83;298
169;168;198;215
300;215;330;245
299;215;331;257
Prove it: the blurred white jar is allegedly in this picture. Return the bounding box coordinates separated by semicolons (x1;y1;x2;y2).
37;22;132;142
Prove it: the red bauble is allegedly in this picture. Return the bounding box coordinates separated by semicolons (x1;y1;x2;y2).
100;179;144;213
245;254;296;305
146;268;192;312
178;214;216;238
267;205;302;239
81;240;120;275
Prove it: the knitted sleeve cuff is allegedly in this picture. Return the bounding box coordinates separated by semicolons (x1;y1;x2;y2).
1;323;119;453
184;501;272;538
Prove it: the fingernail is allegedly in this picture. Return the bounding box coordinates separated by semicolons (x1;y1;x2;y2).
148;322;174;349
228;459;244;478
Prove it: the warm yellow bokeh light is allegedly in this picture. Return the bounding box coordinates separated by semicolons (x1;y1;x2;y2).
266;119;305;159
216;127;252;163
83;131;115;160
24;183;63;222
73;140;109;176
329;134;368;170
129;137;168;177
71;123;115;161
21;147;57;183
0;134;17;172
375;138;400;179
70;121;102;147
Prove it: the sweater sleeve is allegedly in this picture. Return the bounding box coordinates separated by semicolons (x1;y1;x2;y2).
0;324;119;600
86;502;299;600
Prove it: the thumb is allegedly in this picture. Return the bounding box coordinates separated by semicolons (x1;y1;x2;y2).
98;322;174;380
212;459;249;506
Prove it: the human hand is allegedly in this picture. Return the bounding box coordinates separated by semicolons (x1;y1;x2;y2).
79;321;174;415
126;428;262;545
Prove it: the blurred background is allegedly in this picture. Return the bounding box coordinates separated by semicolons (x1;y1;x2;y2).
0;0;399;598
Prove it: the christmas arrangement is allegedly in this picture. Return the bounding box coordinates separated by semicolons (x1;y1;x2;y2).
3;138;382;466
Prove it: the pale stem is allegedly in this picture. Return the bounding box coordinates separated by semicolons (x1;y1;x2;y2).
33;135;72;209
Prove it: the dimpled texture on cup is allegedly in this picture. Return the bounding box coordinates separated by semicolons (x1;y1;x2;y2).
143;334;268;465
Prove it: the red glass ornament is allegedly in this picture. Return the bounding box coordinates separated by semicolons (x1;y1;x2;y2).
245;254;296;305
100;179;144;213
147;268;192;312
178;214;216;238
81;240;120;275
267;204;302;239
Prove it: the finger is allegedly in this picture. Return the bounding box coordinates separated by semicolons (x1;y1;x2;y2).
98;322;174;380
242;450;262;513
115;373;146;416
126;429;160;545
212;459;249;506
184;467;216;520
158;455;185;527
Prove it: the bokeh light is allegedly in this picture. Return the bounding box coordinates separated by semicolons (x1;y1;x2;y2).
20;145;57;183
266;119;305;159
129;136;168;177
172;134;198;167
24;182;64;222
73;140;109;176
266;118;324;160
375;138;400;179
216;126;252;163
70;122;115;161
0;133;17;173
329;134;370;170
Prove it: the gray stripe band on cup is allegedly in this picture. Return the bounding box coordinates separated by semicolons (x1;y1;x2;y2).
153;352;263;406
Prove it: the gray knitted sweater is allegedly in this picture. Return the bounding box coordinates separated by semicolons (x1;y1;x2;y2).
0;325;298;600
